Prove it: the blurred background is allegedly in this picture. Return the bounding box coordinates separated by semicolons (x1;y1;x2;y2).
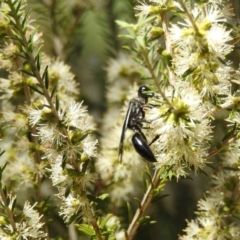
7;0;240;239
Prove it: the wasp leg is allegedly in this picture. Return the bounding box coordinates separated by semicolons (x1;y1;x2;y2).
148;134;160;146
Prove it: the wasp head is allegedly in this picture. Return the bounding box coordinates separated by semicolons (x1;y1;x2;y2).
138;86;154;104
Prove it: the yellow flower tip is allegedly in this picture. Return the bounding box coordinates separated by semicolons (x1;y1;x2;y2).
33;99;44;109
23;63;31;72
119;66;130;77
150;27;164;39
182;27;194;36
156;46;164;55
232;97;240;105
195;20;211;37
80;153;88;162
41;108;55;122
0;20;7;28
149;6;161;15
202;78;208;86
49;70;60;83
167;112;176;124
161;49;170;58
199;19;211;32
165;99;190;124
70;132;82;145
0;216;7;225
24;77;38;86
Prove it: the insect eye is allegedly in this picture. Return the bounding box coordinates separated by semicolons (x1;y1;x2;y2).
138;86;148;95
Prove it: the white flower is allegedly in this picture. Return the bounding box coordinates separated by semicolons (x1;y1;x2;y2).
15;201;46;239
134;1;154;16
82;135;98;158
49;154;68;186
77;172;97;191
48;59;79;96
206;24;233;59
201;3;234;23
116;230;126;240
63;101;94;132
110;181;135;203
181;139;240;240
37;123;66;146
180;220;201;239
28;107;44;126
59;194;88;223
106;53;148;83
148;83;212;177
0;78;14;100
169;2;234;92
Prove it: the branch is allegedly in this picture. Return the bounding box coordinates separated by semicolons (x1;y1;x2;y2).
127;169;161;240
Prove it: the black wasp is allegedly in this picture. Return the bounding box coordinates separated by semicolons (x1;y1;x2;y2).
118;86;157;163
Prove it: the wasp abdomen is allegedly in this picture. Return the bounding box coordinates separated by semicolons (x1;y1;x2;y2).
132;132;156;162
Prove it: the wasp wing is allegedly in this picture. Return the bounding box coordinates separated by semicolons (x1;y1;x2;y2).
118;102;133;162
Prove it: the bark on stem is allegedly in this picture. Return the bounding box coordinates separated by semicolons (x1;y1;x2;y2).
127;169;161;240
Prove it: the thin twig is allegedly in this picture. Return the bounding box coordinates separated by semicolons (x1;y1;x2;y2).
0;189;16;232
161;12;176;84
207;134;238;159
127;169;161;240
142;48;175;110
178;0;199;33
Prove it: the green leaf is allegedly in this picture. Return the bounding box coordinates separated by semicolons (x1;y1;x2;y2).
138;215;156;232
87;194;107;207
65;183;72;198
143;169;152;183
118;34;135;40
28;85;44;95
50;85;57;99
115;20;132;28
81;160;89;173
0;213;8;218
15;0;22;13
21;9;31;27
42;65;49;89
61;152;67;169
127;202;133;223
221;122;236;142
3;186;7;197
15;52;27;59
182;67;197;78
10;29;21;40
134;197;141;208
0;162;7;181
139;215;150;224
139;15;156;26
78;224;95;236
122;46;132;51
152;194;169;204
205;163;216;170
198;168;209;177
21;69;35;77
11;197;17;211
42;104;51;109
55;94;59;111
35;51;41;72
98;194;108;200
100;214;112;228
67;214;77;225
0;151;6;158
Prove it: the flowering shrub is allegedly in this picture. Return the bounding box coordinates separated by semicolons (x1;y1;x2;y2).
0;0;240;239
